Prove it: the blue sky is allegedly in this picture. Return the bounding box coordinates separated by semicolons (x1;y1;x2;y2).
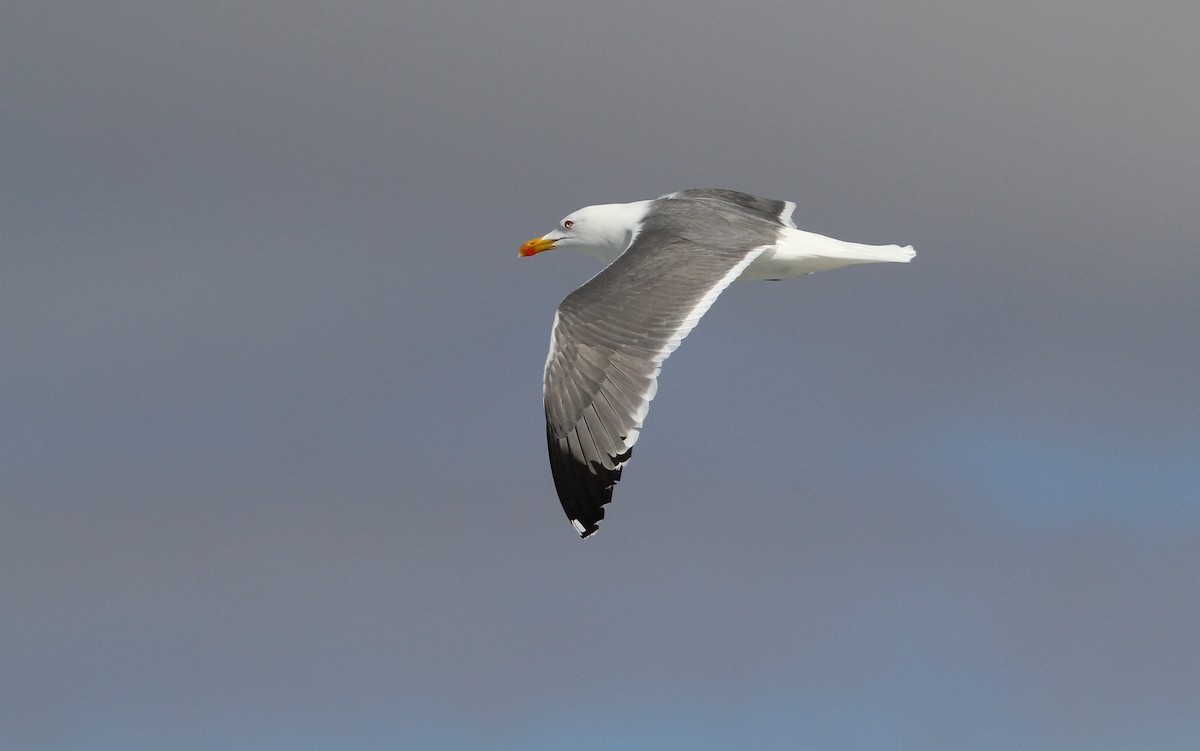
4;1;1199;749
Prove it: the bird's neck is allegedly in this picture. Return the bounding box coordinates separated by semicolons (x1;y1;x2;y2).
575;200;652;264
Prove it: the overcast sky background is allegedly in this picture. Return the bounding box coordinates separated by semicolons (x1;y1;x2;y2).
4;1;1199;749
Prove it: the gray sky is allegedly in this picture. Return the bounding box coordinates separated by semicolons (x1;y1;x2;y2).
4;1;1199;749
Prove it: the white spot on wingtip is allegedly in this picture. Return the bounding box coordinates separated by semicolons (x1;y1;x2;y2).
571;519;587;535
780;200;797;228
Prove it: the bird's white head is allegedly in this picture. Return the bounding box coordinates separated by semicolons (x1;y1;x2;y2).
518;201;649;264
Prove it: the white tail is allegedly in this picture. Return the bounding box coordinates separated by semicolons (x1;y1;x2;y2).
741;227;915;280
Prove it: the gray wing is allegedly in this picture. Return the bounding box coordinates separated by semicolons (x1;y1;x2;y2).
661;188;797;229
543;198;781;537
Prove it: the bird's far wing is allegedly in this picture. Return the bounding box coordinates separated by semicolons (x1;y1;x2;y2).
661;188;797;229
542;208;773;537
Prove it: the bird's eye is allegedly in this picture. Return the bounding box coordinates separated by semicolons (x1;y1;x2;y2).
563;220;574;229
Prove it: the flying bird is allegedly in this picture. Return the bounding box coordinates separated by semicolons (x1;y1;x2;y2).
519;189;914;537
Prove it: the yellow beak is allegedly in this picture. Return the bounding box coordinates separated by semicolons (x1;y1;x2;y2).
518;235;557;257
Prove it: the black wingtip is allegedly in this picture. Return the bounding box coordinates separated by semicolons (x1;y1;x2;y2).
547;426;626;538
